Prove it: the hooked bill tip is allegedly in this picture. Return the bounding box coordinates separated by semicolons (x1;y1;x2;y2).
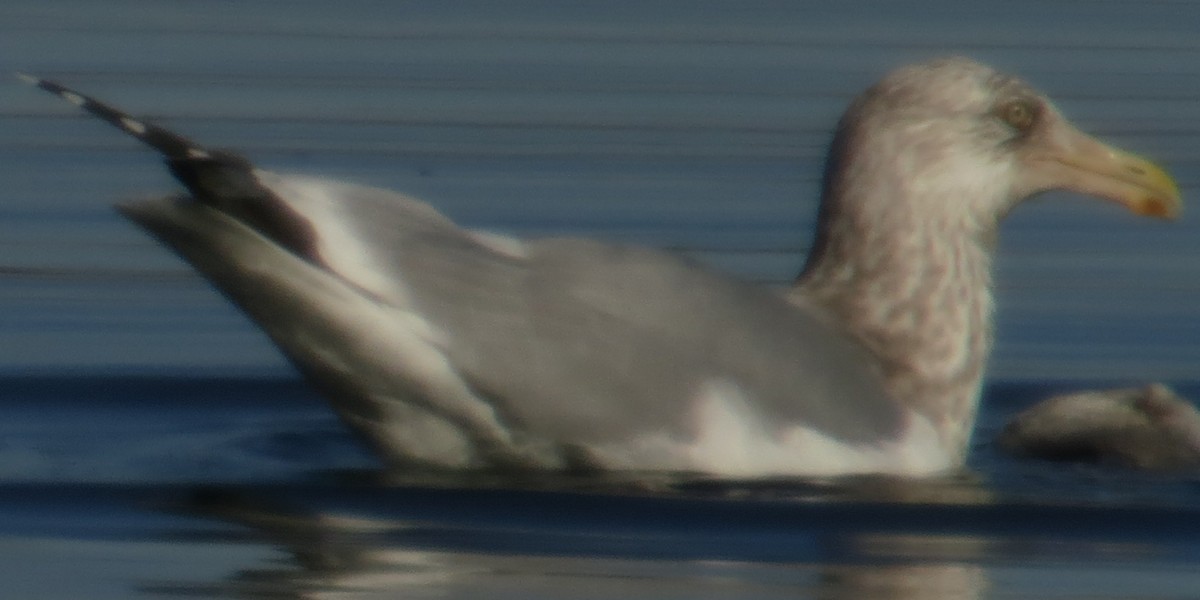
1138;195;1181;220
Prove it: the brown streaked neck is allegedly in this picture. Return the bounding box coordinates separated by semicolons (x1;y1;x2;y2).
790;170;999;462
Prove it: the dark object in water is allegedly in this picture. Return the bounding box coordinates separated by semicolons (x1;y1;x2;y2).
998;384;1200;471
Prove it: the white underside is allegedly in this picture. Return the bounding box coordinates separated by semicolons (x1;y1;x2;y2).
586;380;953;477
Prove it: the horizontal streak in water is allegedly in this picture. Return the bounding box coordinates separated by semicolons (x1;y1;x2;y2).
3;478;1200;564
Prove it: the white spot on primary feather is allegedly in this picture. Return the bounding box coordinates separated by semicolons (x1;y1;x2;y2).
61;91;85;107
120;116;146;135
16;73;38;86
187;148;210;159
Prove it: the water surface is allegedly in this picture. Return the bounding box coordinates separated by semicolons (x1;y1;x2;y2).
4;2;1200;598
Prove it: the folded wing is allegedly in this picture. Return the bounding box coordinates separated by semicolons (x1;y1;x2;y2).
27;74;911;474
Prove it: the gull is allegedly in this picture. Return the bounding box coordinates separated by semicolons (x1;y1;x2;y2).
20;57;1181;477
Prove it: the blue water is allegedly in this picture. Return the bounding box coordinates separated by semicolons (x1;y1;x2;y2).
6;1;1200;598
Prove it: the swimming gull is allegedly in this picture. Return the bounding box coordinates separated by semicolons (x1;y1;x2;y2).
21;58;1181;477
999;384;1200;471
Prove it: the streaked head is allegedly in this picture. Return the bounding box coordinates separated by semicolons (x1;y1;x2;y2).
821;57;1180;234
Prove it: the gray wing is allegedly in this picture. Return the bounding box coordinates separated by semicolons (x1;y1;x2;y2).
122;173;905;453
291;176;906;447
24;73;904;464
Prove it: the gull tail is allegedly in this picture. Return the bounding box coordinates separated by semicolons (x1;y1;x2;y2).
18;72;315;258
16;72;269;208
17;72;210;161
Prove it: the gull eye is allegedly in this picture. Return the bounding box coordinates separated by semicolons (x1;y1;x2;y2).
998;99;1037;132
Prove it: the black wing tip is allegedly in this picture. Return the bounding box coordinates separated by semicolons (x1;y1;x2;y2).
15;72;87;108
19;71;211;160
22;72;266;210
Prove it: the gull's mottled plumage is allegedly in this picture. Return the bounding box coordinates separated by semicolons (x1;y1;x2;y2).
22;58;1180;477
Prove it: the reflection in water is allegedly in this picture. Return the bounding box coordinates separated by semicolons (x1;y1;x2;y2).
158;482;991;600
4;473;1200;598
821;563;986;600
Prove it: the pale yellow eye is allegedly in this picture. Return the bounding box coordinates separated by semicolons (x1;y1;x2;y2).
999;100;1036;131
